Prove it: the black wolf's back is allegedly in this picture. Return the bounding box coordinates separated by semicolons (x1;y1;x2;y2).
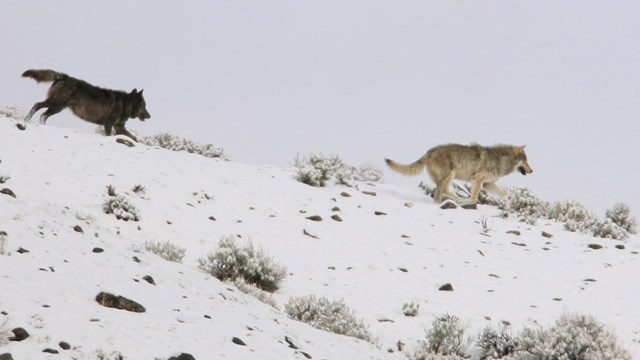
22;69;68;83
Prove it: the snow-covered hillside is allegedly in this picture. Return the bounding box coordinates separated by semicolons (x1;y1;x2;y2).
0;114;638;359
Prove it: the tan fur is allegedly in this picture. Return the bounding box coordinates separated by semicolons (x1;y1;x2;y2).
385;143;533;205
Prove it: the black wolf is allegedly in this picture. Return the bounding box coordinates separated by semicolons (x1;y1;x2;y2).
22;69;150;141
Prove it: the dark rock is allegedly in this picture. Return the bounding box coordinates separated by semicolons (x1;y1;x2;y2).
168;353;196;360
17;247;29;254
303;229;319;239
59;341;71;350
397;267;408;273
374;211;387;216
92;247;104;253
95;292;146;313
300;352;312;359
142;275;155;285
43;348;59;354
132;256;141;263
331;206;341;212
439;283;454;291
506;230;521;236
285;336;298;349
0;353;14;360
116;138;135;147
588;243;603;250
440;200;457;210
0;188;16;198
331;214;343;222
232;337;246;346
9;327;29;341
541;231;553;238
208;216;216;221
73;225;84;233
362;190;377;196
16;123;26;131
340;192;351;197
615;244;626;250
306;215;323;222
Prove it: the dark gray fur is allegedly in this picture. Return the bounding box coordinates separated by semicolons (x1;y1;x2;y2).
22;69;150;142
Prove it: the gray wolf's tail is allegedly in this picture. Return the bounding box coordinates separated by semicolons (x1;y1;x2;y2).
22;69;67;83
384;154;429;176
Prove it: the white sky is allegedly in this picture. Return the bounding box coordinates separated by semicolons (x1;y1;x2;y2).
3;1;640;215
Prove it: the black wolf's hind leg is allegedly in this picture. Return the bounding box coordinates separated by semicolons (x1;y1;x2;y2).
39;105;64;125
25;101;50;122
114;123;138;142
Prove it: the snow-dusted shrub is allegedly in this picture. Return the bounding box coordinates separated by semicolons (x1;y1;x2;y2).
355;163;384;183
0;231;7;256
605;202;636;234
103;195;140;221
403;302;420;317
284;295;375;343
0;106;26;120
132;184;146;195
475;327;519;360
591;218;629;240
144;240;186;263
413;314;468;357
511;313;632;360
503;187;550;225
408;354;465;360
549;200;597;233
197;236;287;292
233;278;279;309
140;133;229;160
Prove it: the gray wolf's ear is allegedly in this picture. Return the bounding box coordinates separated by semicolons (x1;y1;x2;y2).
130;88;138;95
139;89;144;95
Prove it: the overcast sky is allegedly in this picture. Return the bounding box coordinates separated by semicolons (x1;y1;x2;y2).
3;1;639;215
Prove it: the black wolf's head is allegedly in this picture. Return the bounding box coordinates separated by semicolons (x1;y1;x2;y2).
130;89;151;121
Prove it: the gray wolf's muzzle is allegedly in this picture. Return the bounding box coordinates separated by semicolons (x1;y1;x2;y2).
518;166;532;175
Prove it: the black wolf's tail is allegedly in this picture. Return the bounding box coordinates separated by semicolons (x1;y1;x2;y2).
22;69;67;83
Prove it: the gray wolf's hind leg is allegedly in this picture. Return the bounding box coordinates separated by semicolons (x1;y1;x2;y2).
114;123;138;142
25;101;50;122
38;105;64;124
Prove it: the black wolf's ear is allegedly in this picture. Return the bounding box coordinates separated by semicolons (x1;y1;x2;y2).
139;89;144;95
130;88;138;95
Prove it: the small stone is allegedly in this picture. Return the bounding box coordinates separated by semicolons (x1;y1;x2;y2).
306;215;323;222
588;243;603;250
208;216;216;221
440;200;457;210
0;188;16;198
9;327;29;341
43;348;59;354
401;234;410;238
59;341;71;350
615;244;626;250
397;267;408;272
506;230;521;236
331;206;341;212
331;214;342;222
303;229;319;239
0;353;14;360
439;283;454;291
95;292;145;313
17;247;29;254
132;256;141;263
374;211;387;216
404;202;414;208
73;225;84;233
461;203;477;210
232;337;246;346
168;354;196;360
16;123;26;131
362;190;377;196
92;247;104;253
340;192;351;197
541;231;553;238
142;275;156;285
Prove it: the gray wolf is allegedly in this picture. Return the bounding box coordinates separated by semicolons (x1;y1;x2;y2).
385;144;533;205
22;69;150;141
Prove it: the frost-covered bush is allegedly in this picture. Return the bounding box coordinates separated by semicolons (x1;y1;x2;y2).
476;327;519;360
403;302;420;317
503;187;550;225
140;133;229;160
103;195;140;221
605;202;636;234
549;200;597;234
408;354;465;360
511;313;632;360
233;278;279;309
413;314;468;357
294;153;382;187
284;295;375;343
144;240;186;263
0;106;26;120
591;218;629;240
197;236;287;292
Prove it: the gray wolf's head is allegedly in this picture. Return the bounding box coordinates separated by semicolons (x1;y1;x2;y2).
130;89;151;121
513;145;533;175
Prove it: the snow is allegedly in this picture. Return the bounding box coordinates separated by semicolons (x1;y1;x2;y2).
0;115;638;359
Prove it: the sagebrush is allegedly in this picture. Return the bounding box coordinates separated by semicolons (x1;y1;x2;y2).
294;153;383;187
285;294;375;343
198;236;287;292
140;133;229;160
144;240;186;263
103;195;140;221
